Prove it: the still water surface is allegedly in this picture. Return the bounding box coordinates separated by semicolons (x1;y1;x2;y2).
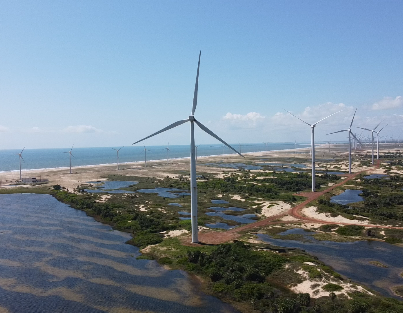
0;194;237;312
258;229;403;299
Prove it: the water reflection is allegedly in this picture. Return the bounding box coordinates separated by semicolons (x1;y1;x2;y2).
330;189;364;205
84;181;137;194
258;229;403;298
137;188;190;198
0;194;237;312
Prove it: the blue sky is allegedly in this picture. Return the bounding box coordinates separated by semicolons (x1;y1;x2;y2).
1;1;402;149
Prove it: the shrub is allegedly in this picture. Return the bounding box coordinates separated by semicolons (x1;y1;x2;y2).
323;283;343;292
131;232;163;248
335;225;364;236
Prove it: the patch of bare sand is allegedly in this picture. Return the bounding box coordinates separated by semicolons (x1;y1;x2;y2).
302;206;369;225
291;266;371;298
163;229;189;238
231;194;245;202
259;201;291;217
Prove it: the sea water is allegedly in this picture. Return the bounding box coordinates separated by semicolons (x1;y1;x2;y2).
0;142;303;172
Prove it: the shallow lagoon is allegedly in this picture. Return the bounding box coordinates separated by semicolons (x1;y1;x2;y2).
330;189;364;205
0;194;237;312
258;229;403;299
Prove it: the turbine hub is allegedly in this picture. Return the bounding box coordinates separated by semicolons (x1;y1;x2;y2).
189;115;195;121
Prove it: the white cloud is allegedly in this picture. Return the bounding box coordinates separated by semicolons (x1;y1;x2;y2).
222;112;265;129
372;96;403;111
63;125;103;133
0;125;9;132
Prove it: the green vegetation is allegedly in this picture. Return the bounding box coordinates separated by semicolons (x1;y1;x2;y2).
323;283;343;292
145;238;403;313
335;225;365;237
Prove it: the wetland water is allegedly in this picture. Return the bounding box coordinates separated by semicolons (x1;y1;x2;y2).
258;229;403;299
0;194;237;313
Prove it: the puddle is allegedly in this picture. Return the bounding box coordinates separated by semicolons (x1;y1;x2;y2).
205;211;257;224
330;189;364;205
178;211;190;216
168;203;182;207
208;207;245;212
205;222;234;230
137;188;190;198
363;174;389;179
85;181;137;194
211;199;229;204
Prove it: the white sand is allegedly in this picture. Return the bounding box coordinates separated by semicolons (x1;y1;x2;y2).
259;201;292;217
163;229;189;238
291;267;371;298
302;206;370;225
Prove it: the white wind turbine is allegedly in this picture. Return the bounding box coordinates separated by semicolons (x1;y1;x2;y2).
327;109;361;174
357;122;382;165
375;124;388;159
64;145;74;174
133;51;243;243
17;147;25;181
112;147;123;170
286;109;341;192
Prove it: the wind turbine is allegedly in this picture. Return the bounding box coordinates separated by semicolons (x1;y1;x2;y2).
132;51;243;243
165;143;170;163
17;147;25;181
144;146;148;167
112;147;123;170
286;109;341;192
327;109;361;174
357;122;382;165
64;145;74;174
375;124;388;159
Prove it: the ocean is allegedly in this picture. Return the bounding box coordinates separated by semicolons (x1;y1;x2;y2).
0;142;309;173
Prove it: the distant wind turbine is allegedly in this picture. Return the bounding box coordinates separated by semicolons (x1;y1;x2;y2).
357;122;382;165
64;145;74;174
165;143;170;163
144;146;148;167
327;109;361;174
286;109;342;192
17;147;25;181
132;51;243;243
112;147;123;170
375;124;388;159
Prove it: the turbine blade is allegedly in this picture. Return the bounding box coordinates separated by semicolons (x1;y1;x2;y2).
194;120;244;157
373;121;382;131
378;124;388;134
132;119;189;145
191;51;201;116
350;131;362;145
327;129;347;135
349;108;357;128
313;110;342;126
285;110;310;126
357;127;371;132
71;153;75;157
21;147;25;154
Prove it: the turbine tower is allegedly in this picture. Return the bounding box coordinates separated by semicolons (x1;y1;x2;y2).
327;109;361;174
18;147;25;181
286;110;341;192
165;143;170;163
112;147;123;170
64;145;74;174
357;122;381;165
133;51;243;243
144;146;148;167
375;124;388;159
